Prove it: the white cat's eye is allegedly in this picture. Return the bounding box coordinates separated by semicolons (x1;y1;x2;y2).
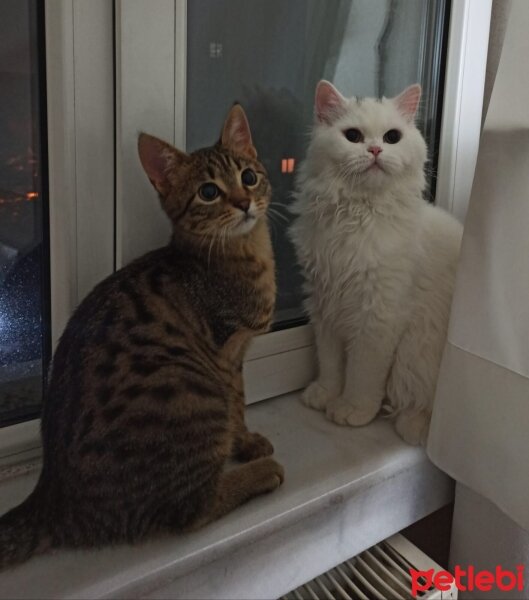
383;129;402;144
344;128;364;143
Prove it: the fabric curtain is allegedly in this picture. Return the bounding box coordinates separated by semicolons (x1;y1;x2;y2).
428;0;529;532
482;0;512;124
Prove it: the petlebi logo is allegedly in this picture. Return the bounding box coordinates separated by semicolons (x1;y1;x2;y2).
410;565;525;597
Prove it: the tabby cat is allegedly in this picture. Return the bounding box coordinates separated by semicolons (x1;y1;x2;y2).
0;105;284;569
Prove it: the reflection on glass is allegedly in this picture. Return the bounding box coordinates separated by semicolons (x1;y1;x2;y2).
0;0;48;426
187;0;448;327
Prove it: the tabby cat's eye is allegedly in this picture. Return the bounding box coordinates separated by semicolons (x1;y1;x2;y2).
241;168;258;187
383;129;402;144
199;182;220;201
344;128;363;143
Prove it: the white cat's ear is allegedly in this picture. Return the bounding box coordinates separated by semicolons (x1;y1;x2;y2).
138;133;189;196
393;84;421;121
315;80;347;124
221;104;257;159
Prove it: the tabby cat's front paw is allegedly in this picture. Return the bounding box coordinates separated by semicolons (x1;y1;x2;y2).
251;457;285;492
302;381;336;411
325;397;379;426
234;432;274;462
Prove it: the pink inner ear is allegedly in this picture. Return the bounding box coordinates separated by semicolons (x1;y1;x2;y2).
222;105;257;158
138;134;167;186
315;80;347;123
394;84;421;120
228;116;251;148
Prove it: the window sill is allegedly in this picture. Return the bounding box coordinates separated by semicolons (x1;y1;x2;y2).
0;392;453;599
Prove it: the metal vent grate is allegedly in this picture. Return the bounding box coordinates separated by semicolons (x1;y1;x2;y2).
281;535;455;600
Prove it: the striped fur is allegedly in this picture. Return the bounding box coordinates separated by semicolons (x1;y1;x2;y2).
0;105;283;569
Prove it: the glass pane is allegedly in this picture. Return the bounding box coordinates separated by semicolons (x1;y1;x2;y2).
186;0;448;328
0;0;49;426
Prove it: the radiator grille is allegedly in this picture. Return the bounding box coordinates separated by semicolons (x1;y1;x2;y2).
281;536;450;600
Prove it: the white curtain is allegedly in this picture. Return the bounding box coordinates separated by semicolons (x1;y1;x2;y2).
428;0;529;532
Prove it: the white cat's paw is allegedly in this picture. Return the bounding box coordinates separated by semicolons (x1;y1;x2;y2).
395;410;431;446
325;398;379;426
301;381;335;411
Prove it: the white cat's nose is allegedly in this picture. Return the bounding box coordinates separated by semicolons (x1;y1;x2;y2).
367;145;382;156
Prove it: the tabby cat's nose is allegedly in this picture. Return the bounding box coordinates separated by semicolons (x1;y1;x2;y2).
233;198;250;213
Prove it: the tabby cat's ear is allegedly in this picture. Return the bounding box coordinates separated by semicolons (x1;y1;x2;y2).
221;104;257;159
315;80;347;124
393;84;421;122
138;133;190;195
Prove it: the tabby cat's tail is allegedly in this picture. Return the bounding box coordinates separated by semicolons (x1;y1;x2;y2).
0;491;46;569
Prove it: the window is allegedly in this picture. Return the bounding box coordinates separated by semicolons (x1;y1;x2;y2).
185;0;448;327
115;0;452;406
0;0;49;427
0;0;490;446
119;0;449;331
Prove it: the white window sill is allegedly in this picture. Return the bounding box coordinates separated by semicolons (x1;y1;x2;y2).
0;392;453;599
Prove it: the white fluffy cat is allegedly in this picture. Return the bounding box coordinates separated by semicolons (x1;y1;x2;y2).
290;81;462;445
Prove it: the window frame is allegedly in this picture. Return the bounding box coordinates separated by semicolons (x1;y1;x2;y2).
115;0;315;406
0;0;492;467
0;0;115;466
47;0;115;342
436;0;492;222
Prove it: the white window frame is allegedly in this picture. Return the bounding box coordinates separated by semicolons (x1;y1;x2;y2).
0;0;492;467
436;0;492;222
0;0;116;467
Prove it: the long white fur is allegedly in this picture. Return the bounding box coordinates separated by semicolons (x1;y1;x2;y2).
290;81;462;445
